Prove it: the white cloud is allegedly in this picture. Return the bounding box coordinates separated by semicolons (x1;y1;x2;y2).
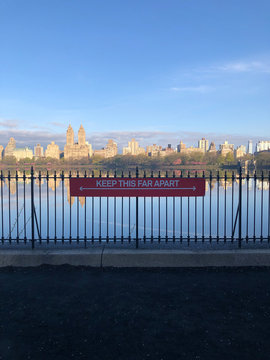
170;86;213;93
216;60;270;74
0;119;18;128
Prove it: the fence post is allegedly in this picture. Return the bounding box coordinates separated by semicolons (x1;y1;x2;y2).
238;166;242;249
136;166;139;249
31;166;35;249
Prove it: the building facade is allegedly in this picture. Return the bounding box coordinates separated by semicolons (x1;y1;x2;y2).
256;141;270;152
64;125;91;160
198;138;209;153
45;141;60;159
235;145;246;158
34;144;44;158
0;145;4;160
123;138;145;155
220;141;234;156
146;144;162;157
208;142;217;153
4;137;16;157
248;140;253;154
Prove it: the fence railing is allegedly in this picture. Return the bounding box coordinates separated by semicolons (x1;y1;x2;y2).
0;167;269;248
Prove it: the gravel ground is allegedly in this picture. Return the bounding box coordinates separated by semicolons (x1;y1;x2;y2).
1;266;270;360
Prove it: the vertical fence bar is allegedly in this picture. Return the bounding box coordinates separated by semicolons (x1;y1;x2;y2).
84;171;87;246
31;167;35;249
209;171;212;243
135;167;139;248
261;171;264;242
224;171;227;242
238;167;242;248
39;171;42;243
62;171;64;242
253;171;257;242
231;172;234;241
202;171;205;242
268;171;270;243
195;171;197;242
16;171;19;242
158;171;161;242
1;171;3;242
217;171;219;242
69;171;72;243
23;171;26;242
77;171;79;243
54;171;57;243
246;171;249;243
47;171;49;243
8;171;11;243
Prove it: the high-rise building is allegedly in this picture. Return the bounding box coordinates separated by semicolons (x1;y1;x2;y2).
0;145;3;160
34;144;44;158
248;140;253;154
220;141;234;156
177;141;186;153
105;139;118;158
13;147;33;160
146;144;162;156
45;141;60;159
4;137;16;157
78;124;86;145
208;142;217;153
66;124;74;146
235;145;246;158
93;139;118;158
123;138;145;155
64;125;91;160
256;141;270;152
198;138;209;153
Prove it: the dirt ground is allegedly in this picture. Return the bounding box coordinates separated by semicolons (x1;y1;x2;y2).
0;266;270;360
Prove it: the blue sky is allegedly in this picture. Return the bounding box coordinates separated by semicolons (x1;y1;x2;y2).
0;0;269;150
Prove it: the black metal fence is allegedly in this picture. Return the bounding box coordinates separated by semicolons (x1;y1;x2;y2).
0;167;269;248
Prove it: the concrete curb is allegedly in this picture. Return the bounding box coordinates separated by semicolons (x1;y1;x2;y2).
2;249;270;267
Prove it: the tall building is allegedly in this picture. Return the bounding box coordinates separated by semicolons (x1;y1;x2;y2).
94;139;118;158
0;145;3;160
256;141;270;152
105;139;118;158
64;125;91;160
78;124;86;145
220;141;234;156
4;137;16;157
45;141;60;159
85;141;93;157
198;138;209;153
66;124;74;146
208;142;217;153
146;144;162;157
248;140;253;154
159;144;175;157
4;138;33;160
123;138;145;155
177;141;186;153
235;145;246;158
34;144;44;158
13;147;33;160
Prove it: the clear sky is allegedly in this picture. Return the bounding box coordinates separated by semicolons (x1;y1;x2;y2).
0;0;269;149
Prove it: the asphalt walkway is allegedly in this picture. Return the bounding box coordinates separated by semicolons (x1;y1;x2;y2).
1;266;270;359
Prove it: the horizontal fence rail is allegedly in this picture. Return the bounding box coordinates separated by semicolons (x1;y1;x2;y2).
0;168;269;248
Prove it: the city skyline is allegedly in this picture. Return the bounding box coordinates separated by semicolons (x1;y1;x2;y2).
1;124;269;160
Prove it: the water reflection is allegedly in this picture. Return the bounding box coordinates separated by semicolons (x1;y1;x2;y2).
0;170;269;204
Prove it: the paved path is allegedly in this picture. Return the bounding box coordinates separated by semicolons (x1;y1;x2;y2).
1;266;270;359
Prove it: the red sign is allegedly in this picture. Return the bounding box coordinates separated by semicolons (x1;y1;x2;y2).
70;177;205;197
